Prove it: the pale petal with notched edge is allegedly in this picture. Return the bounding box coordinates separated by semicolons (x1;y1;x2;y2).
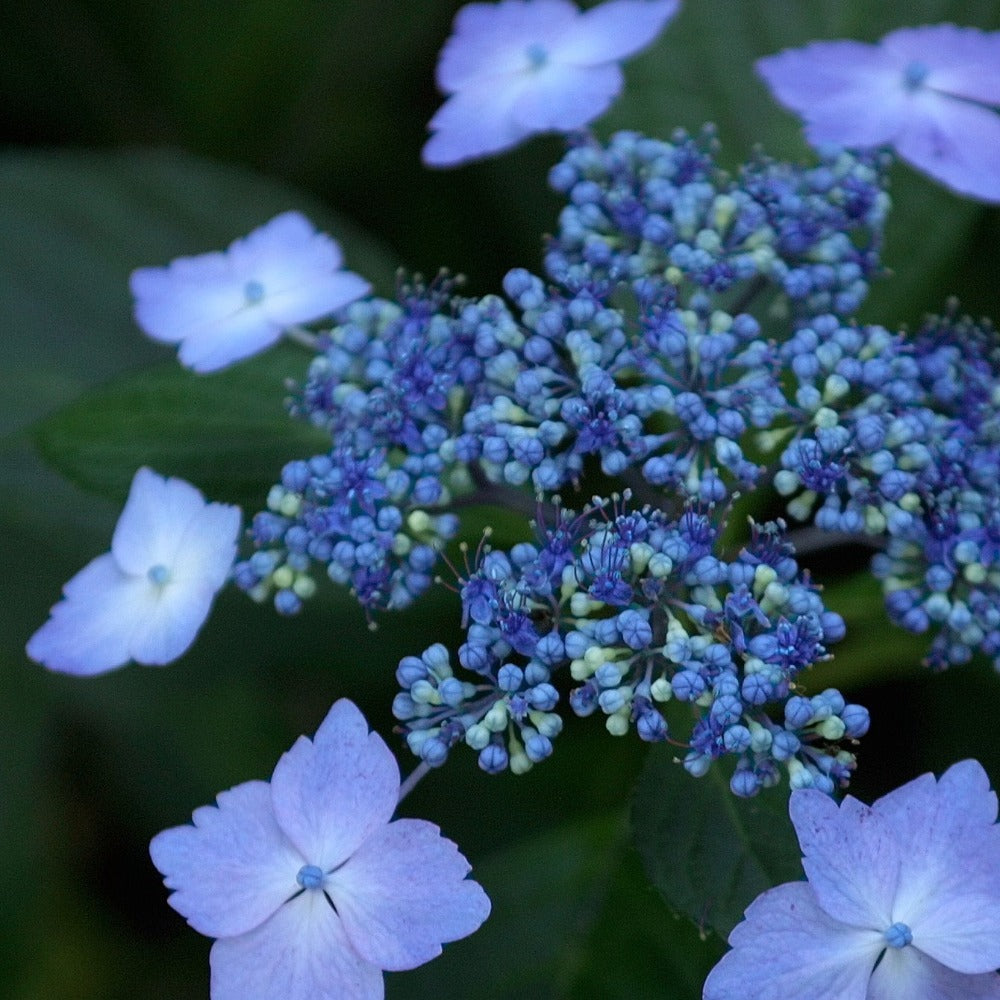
790;790;900;930
26;555;138;675
270;699;399;871
703;882;879;1000
209;892;384;1000
869;945;1000;1000
328;818;491;970
150;781;303;939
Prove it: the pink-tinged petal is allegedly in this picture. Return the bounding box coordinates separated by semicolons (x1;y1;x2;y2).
328;818;490;971
26;554;137;675
262;270;371;328
790;789;900;929
882;24;1000;106
703;882;880;1000
112;469;211;574
869;945;1000;1000
511;62;623;131
894;94;1000;203
209;892;384;1000
756;43;908;147
435;0;578;92
149;780;303;938
423;81;533;167
559;0;678;65
270;700;399;871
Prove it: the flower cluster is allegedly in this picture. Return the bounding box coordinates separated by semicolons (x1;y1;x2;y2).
393;499;868;796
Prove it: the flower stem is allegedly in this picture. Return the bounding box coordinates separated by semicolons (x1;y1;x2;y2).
397;761;432;804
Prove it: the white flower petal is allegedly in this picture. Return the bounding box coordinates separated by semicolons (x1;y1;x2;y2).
131;211;369;372
703;882;880;1000
790;790;900;930
511;62;623;132
209;892;384;1000
269;699;399;871
150;780;304;939
435;0;578;92
423;80;533;167
26;554;139;675
328;818;491;971
112;468;216;574
869;945;1000;1000
558;0;677;65
127;578;219;665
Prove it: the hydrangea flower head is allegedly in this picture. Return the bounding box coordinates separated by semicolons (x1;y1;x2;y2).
704;759;1000;999
756;25;1000;203
423;0;679;167
130;211;371;372
150;698;491;1000
27;467;240;676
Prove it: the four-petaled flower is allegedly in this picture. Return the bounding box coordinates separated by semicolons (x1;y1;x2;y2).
756;24;1000;203
423;0;679;167
27;467;240;676
150;699;491;1000
130;210;371;372
704;760;1000;999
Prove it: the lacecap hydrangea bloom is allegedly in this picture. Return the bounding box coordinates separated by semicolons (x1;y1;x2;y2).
27;467;240;675
423;0;679;167
130;210;370;372
757;24;1000;203
150;698;491;1000
703;759;1000;999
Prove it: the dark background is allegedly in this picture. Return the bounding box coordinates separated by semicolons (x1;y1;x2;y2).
2;2;999;997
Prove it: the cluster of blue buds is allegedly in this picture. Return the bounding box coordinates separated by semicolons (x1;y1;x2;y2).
235;128;1000;795
392;499;869;796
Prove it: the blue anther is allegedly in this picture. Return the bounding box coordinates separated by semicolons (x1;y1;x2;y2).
884;921;913;949
296;864;325;890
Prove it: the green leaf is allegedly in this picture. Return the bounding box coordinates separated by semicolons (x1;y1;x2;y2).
29;343;329;509
392;812;721;1000
0;146;397;437
631;746;803;939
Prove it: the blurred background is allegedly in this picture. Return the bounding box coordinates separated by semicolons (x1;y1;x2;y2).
2;1;999;997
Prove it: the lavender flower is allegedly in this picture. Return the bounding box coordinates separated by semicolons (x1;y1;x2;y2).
423;0;678;167
26;468;240;675
150;699;490;1000
757;25;1000;203
704;760;1000;998
131;211;370;372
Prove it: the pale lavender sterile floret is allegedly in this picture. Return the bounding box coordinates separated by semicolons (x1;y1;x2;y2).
757;24;1000;202
704;759;1000;999
423;0;679;167
27;467;240;676
150;699;490;1000
130;211;371;372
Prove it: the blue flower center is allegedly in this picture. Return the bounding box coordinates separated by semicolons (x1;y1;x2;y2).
884;921;913;949
525;43;548;70
147;564;171;586
244;279;266;304
903;61;930;91
296;864;325;891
